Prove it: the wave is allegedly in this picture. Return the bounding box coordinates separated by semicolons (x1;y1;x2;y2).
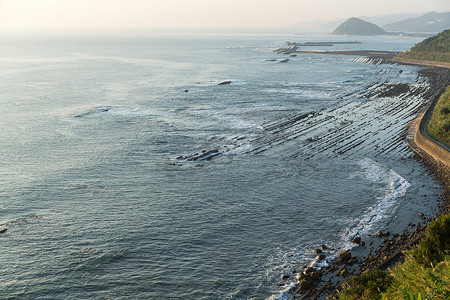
342;158;410;243
174;106;264;130
74;106;152;118
195;79;247;86
269;158;411;299
262;88;334;99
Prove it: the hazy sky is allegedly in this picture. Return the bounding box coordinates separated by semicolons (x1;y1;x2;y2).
1;0;449;29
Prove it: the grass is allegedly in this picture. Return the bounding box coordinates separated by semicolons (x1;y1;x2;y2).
427;86;450;145
338;270;393;300
397;52;450;63
396;29;450;63
337;214;450;300
383;255;449;299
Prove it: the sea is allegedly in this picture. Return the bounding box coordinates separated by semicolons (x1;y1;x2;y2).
0;29;443;299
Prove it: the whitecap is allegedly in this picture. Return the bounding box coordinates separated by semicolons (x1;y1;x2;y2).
342;158;410;243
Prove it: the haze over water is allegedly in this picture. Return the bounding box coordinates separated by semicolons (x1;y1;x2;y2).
0;30;442;299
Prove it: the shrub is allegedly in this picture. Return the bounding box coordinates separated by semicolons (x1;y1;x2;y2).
427;86;450;145
338;270;394;300
411;214;450;266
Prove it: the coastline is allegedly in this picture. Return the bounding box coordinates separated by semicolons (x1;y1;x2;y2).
286;53;450;299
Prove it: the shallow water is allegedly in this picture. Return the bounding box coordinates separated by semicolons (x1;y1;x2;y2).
0;30;441;299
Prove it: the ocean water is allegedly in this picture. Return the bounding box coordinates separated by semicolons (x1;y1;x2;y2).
0;30;442;299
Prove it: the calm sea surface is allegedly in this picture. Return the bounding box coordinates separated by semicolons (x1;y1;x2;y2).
0;30;442;299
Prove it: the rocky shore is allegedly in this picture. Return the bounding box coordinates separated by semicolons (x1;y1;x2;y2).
282;55;450;299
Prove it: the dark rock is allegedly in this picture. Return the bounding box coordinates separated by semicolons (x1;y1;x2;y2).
0;228;7;234
305;267;315;274
281;274;290;280
419;212;424;217
319;254;326;260
384;231;390;237
310;270;321;281
377;231;383;237
351;236;361;244
279;59;289;63
218;80;232;85
383;237;389;243
298;279;313;290
348;257;358;265
183;89;189;93
321;244;328;250
338;268;348;277
360;241;365;247
314;249;322;254
296;272;310;281
338;250;352;263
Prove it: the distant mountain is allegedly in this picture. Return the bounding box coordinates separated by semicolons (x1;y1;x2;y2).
359;13;422;27
383;12;450;33
291;19;344;30
397;29;450;62
318;20;345;30
332;18;386;35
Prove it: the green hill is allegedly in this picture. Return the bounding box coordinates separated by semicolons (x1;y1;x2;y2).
397;29;450;62
332;18;386;35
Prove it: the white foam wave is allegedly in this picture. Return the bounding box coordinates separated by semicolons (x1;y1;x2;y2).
74;106;151;117
195;79;246;86
262;88;333;99
270;283;296;300
343;158;410;243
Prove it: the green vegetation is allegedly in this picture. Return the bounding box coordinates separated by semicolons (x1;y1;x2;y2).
383;253;449;299
337;214;450;300
397;29;450;63
338;270;394;300
427;86;450;145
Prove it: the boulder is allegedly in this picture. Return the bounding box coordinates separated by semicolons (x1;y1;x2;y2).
339;268;348;277
298;279;313;290
310;270;321;281
337;250;352;264
351;236;361;244
296;272;309;281
281;274;290;280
